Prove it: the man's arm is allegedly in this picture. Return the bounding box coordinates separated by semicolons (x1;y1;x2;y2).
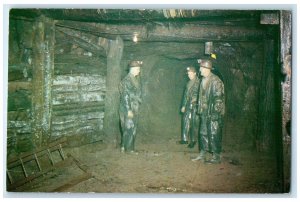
120;80;132;117
212;79;225;118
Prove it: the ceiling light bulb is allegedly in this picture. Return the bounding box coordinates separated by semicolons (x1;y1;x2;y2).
133;34;138;43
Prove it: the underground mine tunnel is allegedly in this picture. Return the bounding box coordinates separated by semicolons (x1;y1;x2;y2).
6;9;291;193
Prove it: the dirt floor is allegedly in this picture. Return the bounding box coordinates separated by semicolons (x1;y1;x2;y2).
9;136;286;194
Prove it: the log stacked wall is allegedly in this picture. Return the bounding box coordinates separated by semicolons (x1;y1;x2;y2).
7;19;34;155
52;31;107;143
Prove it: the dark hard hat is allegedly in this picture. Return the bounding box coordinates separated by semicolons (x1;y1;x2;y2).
129;60;143;68
197;59;212;69
186;66;196;73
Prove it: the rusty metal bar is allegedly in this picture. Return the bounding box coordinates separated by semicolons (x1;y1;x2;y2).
34;154;42;171
47;149;54;165
6;170;14;184
58;144;66;160
19;158;28;178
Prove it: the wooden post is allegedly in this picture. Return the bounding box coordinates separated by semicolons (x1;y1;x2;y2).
31;16;55;148
257;40;275;152
280;10;292;193
103;36;123;143
43;18;55;144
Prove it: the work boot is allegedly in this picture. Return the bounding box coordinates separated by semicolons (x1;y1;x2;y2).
205;153;221;164
191;150;205;162
187;141;196;148
177;140;188;145
129;150;138;155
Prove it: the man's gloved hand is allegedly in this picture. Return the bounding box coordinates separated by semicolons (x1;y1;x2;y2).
128;110;134;118
181;107;186;113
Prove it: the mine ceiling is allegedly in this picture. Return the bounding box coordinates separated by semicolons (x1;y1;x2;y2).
9;9;279;26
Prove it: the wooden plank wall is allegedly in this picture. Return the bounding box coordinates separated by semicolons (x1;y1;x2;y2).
52;28;107;143
7;68;34;154
7;19;35;155
51;74;106;138
8;19;108;156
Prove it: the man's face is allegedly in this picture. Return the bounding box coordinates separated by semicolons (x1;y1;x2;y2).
130;66;141;76
200;66;211;77
187;71;196;80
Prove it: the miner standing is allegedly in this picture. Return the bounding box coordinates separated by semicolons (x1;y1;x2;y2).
119;60;143;154
192;59;225;164
179;66;200;148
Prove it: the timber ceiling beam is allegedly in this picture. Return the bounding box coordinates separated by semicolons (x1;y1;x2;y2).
56;26;108;57
10;9;264;24
56;20;267;42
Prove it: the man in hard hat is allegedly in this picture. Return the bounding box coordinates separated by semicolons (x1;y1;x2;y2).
179;66;200;148
192;59;225;164
119;60;143;154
